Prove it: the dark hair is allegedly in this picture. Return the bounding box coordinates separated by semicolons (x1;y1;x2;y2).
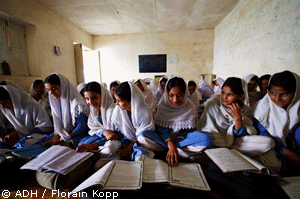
135;80;141;84
188;80;197;87
160;77;168;84
212;80;216;85
268;71;296;93
166;77;186;94
0;81;7;85
110;81;120;89
0;87;11;100
84;82;101;95
222;77;244;96
115;82;131;102
259;74;271;85
44;74;60;86
250;75;259;83
33;79;44;88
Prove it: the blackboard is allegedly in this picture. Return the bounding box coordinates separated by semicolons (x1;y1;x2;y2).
139;54;166;73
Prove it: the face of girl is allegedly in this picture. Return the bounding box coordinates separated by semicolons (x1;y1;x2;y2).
168;87;185;107
45;83;61;99
34;84;45;96
135;82;144;91
248;80;258;92
110;86;117;100
268;86;294;109
259;79;269;95
84;91;101;109
160;82;166;91
188;85;196;95
221;86;244;106
115;94;131;111
0;99;14;109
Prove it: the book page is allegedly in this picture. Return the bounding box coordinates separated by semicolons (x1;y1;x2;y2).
43;150;93;175
279;177;300;199
70;160;115;197
169;163;210;191
20;145;73;171
142;156;168;183
104;161;143;190
205;148;257;173
232;149;269;173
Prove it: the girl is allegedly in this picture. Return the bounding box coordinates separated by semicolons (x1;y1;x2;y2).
76;82;122;169
187;80;202;107
244;74;260;107
112;82;158;161
198;77;273;159
155;76;168;104
30;79;52;120
154;76;213;166
39;73;89;148
109;81;120;103
0;85;53;148
252;71;300;175
212;77;225;95
198;79;214;100
134;79;156;116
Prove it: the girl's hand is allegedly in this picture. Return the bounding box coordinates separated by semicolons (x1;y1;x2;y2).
76;142;98;152
0;131;18;148
283;148;300;170
166;140;178;167
228;103;242;119
228;103;243;130
103;130;120;140
42;133;61;147
121;140;137;160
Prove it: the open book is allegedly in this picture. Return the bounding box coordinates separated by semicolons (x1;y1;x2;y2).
70;160;143;196
70;156;210;196
20;145;94;175
278;177;300;199
205;148;277;176
142;156;210;191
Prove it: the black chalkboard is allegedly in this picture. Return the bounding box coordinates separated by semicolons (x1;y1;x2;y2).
139;54;166;73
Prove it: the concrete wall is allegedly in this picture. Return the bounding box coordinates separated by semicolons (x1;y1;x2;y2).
93;29;214;85
0;0;93;92
214;0;300;79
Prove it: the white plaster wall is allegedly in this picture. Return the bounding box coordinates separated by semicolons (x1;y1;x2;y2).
214;0;300;79
0;0;93;92
93;29;214;85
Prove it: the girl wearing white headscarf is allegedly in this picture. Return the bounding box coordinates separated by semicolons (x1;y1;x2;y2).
112;82;159;161
244;74;261;107
187;80;202;107
134;79;157;116
0;85;53;148
212;77;225;95
155;77;168;104
39;74;89;148
252;71;300;175
198;79;214;100
76;82;122;169
198;77;274;160
149;76;213;166
30;79;51;120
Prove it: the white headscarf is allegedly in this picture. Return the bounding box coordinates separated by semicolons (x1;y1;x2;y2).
252;72;300;147
112;82;155;141
155;76;168;104
213;77;225;95
155;76;196;131
48;74;89;141
244;74;259;90
187;79;202;107
198;79;214;98
88;83;116;136
198;78;256;148
134;79;156;115
77;83;87;94
0;85;53;139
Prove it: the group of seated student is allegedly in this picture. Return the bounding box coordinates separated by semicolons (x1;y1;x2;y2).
0;71;299;189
